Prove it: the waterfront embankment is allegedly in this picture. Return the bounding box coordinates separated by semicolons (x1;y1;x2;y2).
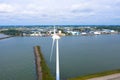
34;46;42;80
69;69;120;80
0;36;12;40
34;46;54;80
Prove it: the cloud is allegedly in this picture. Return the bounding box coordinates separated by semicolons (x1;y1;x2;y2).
71;8;93;13
0;0;120;25
0;3;15;13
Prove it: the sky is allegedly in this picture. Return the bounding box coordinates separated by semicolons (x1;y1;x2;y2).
0;0;120;25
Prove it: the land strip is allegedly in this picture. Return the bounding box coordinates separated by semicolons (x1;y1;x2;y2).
34;46;54;80
0;36;12;40
34;46;42;80
69;69;120;80
88;73;120;80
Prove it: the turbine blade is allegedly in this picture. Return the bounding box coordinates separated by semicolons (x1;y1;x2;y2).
54;26;56;35
50;38;55;62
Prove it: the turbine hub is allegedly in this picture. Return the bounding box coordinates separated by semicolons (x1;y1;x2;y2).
52;34;60;40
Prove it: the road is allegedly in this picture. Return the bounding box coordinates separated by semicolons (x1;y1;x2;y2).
88;73;120;80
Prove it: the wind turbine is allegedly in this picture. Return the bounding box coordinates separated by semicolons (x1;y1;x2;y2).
50;26;60;80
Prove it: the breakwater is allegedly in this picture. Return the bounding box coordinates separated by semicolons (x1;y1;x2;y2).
0;36;11;40
34;46;54;80
34;46;42;80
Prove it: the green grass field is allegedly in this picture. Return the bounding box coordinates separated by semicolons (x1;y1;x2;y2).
69;69;120;80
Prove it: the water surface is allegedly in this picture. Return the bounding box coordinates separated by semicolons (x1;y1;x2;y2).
0;34;8;38
0;34;120;79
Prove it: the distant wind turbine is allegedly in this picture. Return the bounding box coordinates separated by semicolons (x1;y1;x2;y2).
50;26;60;80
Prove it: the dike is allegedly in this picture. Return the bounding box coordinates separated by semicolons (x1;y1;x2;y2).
34;46;54;80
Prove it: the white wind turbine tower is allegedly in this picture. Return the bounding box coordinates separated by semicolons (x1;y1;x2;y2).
50;26;60;80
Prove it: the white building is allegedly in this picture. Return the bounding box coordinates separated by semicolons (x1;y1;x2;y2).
81;32;87;35
67;31;80;35
30;32;42;36
94;31;101;35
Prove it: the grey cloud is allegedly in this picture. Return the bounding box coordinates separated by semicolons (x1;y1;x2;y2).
0;11;9;13
41;14;49;17
0;10;13;13
71;8;93;13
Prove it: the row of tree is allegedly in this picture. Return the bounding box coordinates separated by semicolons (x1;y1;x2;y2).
0;29;23;36
95;26;120;32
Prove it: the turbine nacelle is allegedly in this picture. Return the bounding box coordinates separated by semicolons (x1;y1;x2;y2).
52;34;60;40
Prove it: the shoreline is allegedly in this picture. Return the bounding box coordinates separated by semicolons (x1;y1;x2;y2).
88;73;120;80
0;36;12;40
69;69;120;80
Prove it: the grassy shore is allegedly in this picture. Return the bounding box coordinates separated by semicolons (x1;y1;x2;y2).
35;46;54;80
69;69;120;80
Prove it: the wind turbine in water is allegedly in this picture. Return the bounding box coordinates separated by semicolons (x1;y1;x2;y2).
50;26;60;80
